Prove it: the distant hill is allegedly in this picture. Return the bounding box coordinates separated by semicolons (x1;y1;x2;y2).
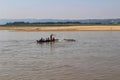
0;19;120;25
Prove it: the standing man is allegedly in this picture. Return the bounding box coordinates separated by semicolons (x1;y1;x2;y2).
50;34;53;41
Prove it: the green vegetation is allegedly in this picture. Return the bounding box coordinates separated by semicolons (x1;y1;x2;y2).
4;22;82;26
1;21;120;26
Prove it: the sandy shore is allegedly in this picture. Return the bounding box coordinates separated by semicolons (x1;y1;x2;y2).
0;26;120;31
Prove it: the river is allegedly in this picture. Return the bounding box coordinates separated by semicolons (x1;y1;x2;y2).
0;30;120;80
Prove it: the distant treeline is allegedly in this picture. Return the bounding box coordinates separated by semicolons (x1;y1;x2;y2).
3;21;120;26
5;22;81;26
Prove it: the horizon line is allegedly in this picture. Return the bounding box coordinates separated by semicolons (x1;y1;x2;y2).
0;18;120;20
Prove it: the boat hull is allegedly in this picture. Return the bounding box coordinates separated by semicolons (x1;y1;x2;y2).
37;39;59;43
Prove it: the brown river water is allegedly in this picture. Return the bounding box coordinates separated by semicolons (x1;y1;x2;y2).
0;30;120;80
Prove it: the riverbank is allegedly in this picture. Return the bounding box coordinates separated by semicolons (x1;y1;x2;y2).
0;25;120;31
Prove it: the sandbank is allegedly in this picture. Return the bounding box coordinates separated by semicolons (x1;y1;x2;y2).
0;26;120;31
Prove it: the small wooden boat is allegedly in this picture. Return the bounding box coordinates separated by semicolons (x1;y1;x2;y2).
37;38;75;43
37;34;75;43
37;39;59;43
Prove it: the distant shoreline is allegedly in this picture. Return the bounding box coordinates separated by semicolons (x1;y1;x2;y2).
0;25;120;31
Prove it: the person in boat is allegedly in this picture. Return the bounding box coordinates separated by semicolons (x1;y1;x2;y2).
50;34;55;42
40;37;45;42
46;37;50;42
50;34;53;40
52;37;55;41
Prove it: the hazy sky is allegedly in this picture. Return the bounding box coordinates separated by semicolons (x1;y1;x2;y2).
0;0;120;19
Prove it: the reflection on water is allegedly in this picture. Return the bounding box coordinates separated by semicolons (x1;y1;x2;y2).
0;30;120;80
